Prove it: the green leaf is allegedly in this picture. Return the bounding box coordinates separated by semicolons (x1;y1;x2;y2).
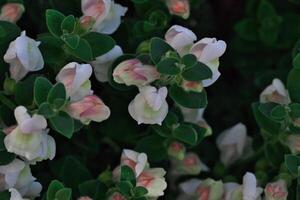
289;103;300;118
121;166;136;185
150;37;175;64
61;34;80;49
257;0;277;21
61;15;76;33
55;188;72;200
34;77;53;106
182;62;212;81
46;180;64;200
285;154;300;176
49;111;74;138
265;141;287;167
287;68;300;102
270;105;287;121
252;102;281;135
0;131;6;151
0;190;10;200
0;151;15;165
132;186;148;197
78;180;107;200
152;125;171;138
156;57;180;75
46;9;65;38
173;124;198;145
117;181;133;196
38;102;56;118
15;75;38;106
131;0;148;4
47;82;66;104
182;54;198;68
0;21;21;45
82;32;115;58
234;18;258;41
293;53;300;69
169;84;207;108
59;156;92;194
163;111;179;128
65;38;93;62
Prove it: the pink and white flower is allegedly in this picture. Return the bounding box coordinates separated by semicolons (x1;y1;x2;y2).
66;95;110;124
0;3;24;23
264;179;288;200
81;0;127;34
287;134;300;154
165;0;190;19
168;141;186;160
4;31;44;81
128;86;168;125
216;123;253;166
113;59;160;87
260;78;290;105
56;62;93;102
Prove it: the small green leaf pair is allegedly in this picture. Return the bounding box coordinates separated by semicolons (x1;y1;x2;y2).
46;180;72;200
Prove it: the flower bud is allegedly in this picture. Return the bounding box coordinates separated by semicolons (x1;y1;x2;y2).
128;86;168;125
56;62;93;102
66;95;110;124
4;31;44;81
264;180;288;200
286;134;300;154
260;78;290;105
0;3;24;23
79;16;95;31
165;25;196;55
167;141;185;160
243;172;263;200
108;192;126;200
4;77;16;94
78;196;93;200
113;59;159;87
172;153;208;175
181;80;203;93
165;0;190;19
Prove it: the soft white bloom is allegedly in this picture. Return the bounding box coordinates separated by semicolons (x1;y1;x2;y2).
178;178;224;200
223;182;241;200
264;179;288;200
128;86;168;125
56;62;93;102
165;25;197;55
190;38;226;87
91;45;123;82
4;106;55;162
179;106;205;124
260;78;290;105
216;123;253;166
4;161;42;199
3;31;44;81
243;172;263;200
81;0;127;34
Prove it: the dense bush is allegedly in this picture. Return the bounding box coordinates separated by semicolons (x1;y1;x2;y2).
0;0;300;199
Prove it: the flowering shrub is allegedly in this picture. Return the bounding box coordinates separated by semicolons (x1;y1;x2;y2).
0;0;300;199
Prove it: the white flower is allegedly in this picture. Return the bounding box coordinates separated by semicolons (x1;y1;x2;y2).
243;172;263;200
56;62;93;102
91;45;123;82
178;178;224;200
286;134;300;154
165;25;197;55
0;159;25;191
9;188;28;200
4;106;55;162
3;31;44;81
81;0;127;34
120;149;148;177
190;38;226;87
216;123;253;166
137;168;167;198
260;78;290;105
179;106;205;124
128;86;168;125
223;182;241;200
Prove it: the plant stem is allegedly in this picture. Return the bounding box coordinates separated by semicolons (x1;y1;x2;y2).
0;92;16;110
